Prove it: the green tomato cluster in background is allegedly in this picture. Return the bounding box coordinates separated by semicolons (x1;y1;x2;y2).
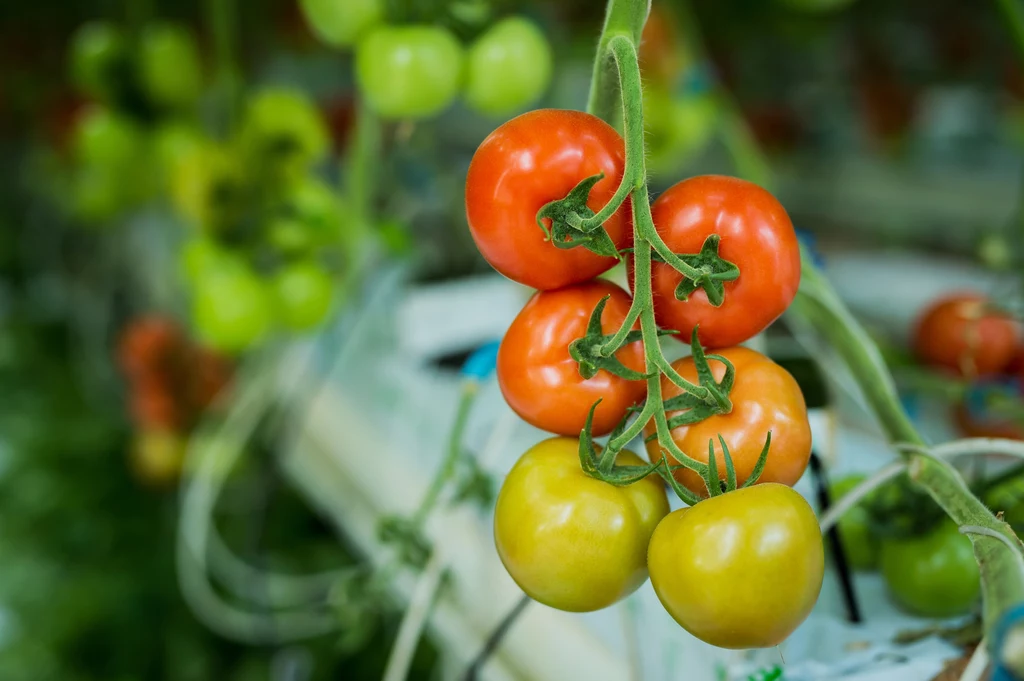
168;88;358;354
300;0;553;119
69;19;202;113
65;20;204;224
831;472;992;619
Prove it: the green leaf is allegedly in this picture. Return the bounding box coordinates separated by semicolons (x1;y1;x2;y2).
705;438;720;496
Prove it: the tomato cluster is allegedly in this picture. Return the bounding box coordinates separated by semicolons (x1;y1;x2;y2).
65;21;203;222
300;0;553;119
465;108;820;648
116;317;233;486
169;89;347;353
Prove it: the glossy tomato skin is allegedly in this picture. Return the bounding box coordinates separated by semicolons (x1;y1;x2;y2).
494;438;670;612
497;280;646;436
466;109;632;290
648;483;824;649
644;175;800;348
913;293;1018;378
880;520;980;617
644;347;811;497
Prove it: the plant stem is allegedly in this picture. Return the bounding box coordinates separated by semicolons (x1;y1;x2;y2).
412;381;478;525
345;99;383;245
587;0;649;127
791;252;1024;644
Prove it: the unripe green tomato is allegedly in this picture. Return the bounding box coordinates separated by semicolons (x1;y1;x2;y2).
138;22;203;110
356;26;464;119
464;17;552;116
192;267;274;353
170;142;245;230
72;165;126;223
73;107;144;169
238;89;330;178
830;474;879;571
299;0;383;48
644;87;717;175
69;21;126;101
179;237;244;284
272;261;335;331
880;519;981;618
153;121;206;185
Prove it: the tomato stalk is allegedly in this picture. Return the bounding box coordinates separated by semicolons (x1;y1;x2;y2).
566;9;755;500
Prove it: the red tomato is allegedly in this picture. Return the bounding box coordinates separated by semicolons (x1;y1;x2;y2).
131;383;182;431
190;347;232;410
465;109;632;290
912;293;1018;378
497;280;646;436
644;347;811;497
117;317;183;380
642;175;800;349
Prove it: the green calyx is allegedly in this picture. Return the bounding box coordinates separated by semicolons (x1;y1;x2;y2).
702;432;772;498
653;234;739;307
535;173;622;259
568;294;659;381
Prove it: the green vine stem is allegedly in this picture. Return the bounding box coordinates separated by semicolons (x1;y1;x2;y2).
791;251;1024;648
577;0;755;498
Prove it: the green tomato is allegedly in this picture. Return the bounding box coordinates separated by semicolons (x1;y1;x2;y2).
72;165;126;223
985;474;1024;532
138;22;203;110
153;121;206;186
299;0;382;48
880;520;981;618
179;237;244;283
272;261;335;331
644;87;717;175
356;26;464;119
238;89;330;178
831;474;879;571
192;267;274;353
73;107;144;170
69;21;126;101
464;17;552;116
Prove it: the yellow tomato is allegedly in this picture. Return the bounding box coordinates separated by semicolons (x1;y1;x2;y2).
130;430;186;487
648;483;824;648
494;438;670;612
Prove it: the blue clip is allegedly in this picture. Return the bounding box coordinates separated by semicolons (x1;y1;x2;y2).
991;603;1024;681
461;340;501;381
795;228;825;268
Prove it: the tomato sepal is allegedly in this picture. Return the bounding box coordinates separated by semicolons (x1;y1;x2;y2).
535;172;622;259
738;431;773;489
568;295;652;381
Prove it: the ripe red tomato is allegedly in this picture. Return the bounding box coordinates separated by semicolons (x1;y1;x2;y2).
497;280;646;437
642;175;800;349
644;347;811;497
912;293;1018;378
465;109;632;290
117;317;182;380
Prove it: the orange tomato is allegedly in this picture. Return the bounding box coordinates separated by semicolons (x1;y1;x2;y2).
497;280;646;436
644;347;811;496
